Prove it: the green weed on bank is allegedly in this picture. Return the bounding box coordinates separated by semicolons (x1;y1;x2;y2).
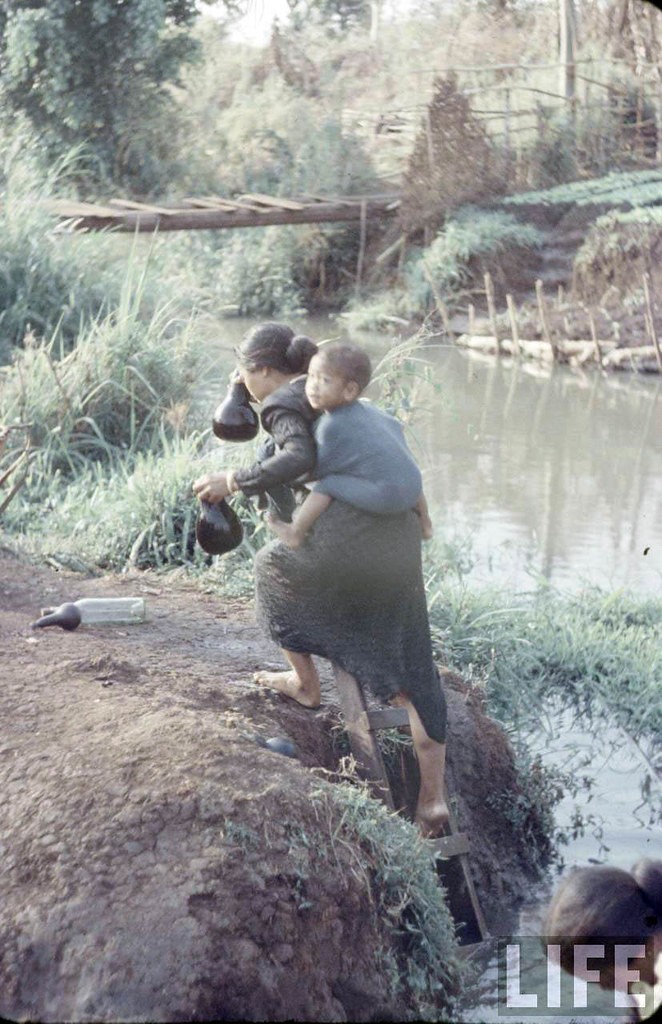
312;780;468;1021
0;142;132;363
425;563;662;748
342;207;542;331
0;274;200;479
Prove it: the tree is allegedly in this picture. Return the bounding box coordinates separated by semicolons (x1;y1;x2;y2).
285;0;371;34
0;0;208;191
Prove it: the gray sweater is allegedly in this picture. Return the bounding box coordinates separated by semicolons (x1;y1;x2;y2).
311;401;422;514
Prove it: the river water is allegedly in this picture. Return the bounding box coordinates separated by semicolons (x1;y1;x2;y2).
200;316;661;1019
200;315;662;595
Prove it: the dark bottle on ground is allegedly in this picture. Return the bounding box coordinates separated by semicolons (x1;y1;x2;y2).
212;380;259;442
196;500;243;555
32;603;82;631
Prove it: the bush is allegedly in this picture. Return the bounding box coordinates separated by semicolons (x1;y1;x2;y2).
343;207;542;326
209;227;307;317
528;112;578;189
0;143;127;363
0;270;200;478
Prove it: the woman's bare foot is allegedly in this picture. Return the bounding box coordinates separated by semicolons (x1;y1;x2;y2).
266;513;302;549
415;798;450;839
253;670;321;708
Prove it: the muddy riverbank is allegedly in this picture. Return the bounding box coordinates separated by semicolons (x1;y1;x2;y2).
0;547;552;1022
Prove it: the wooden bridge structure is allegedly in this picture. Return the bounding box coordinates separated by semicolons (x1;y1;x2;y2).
45;192;402;233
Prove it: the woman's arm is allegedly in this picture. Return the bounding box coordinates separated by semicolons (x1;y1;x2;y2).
233;410;316;497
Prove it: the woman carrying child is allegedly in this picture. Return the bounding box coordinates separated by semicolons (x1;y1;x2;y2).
193;321;449;837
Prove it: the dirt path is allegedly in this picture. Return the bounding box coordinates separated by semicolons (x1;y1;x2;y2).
0;547;548;1022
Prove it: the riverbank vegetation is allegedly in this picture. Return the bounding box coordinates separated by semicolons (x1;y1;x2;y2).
0;1;660;342
0;6;659;1018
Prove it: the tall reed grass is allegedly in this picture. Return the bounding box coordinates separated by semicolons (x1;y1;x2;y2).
0;267;200;480
0;141;131;363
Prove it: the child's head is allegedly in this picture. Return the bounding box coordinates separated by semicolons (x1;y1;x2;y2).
305;343;371;412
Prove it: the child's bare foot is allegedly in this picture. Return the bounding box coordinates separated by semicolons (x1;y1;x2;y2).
266;513;302;548
253;670;321;708
415;798;450;838
420;517;434;541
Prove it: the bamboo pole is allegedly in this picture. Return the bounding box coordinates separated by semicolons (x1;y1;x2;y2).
0;473;28;514
642;273;662;372
375;234;405;265
425;109;435;174
422;260;451;336
536;279;558;360
506;293;522;358
484;272;501;355
355;199;368;296
468;303;476;337
588;310;602;367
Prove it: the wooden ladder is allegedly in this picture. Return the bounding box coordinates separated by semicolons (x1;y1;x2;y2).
332;664;489;946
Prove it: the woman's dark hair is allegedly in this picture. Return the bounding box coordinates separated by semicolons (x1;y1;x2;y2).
318;342;372;393
544;860;662;988
237;323;318;375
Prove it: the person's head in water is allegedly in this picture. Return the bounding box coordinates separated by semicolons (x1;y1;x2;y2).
236;323;318;402
544;860;662;998
305;342;371;413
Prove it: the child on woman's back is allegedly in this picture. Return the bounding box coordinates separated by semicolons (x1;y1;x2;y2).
268;342;433;548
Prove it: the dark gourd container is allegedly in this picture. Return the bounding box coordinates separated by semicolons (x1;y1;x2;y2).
212;380;259;442
196;500;243;555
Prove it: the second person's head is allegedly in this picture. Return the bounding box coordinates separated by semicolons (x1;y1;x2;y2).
305;343;372;412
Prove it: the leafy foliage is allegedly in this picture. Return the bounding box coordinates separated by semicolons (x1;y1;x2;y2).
501;167;662;210
407;207;542;302
286;0;370;34
0;0;203;190
0;143;127;362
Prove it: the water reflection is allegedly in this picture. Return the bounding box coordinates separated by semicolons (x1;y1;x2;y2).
419;347;662;594
197;319;662;594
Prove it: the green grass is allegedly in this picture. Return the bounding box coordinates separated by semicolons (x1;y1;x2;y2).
312;780;469;1021
343;207;543;329
425;566;662;748
0;269;201;479
0;142;134;363
501;167;662;210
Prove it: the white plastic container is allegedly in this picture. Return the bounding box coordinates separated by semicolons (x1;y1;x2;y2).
39;597;146;625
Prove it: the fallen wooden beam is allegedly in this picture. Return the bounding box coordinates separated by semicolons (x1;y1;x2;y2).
456;334;616;362
601;345;662;371
48;198;400;233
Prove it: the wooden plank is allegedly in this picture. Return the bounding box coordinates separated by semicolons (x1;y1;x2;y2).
444;794;489;940
181;197;243;211
364;707;410;730
427;832;470;858
332;664;395;810
43;199;121;219
108;198;173;215
240;193;306;211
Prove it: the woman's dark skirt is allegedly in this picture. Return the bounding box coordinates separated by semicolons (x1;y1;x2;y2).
254;500;447;743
